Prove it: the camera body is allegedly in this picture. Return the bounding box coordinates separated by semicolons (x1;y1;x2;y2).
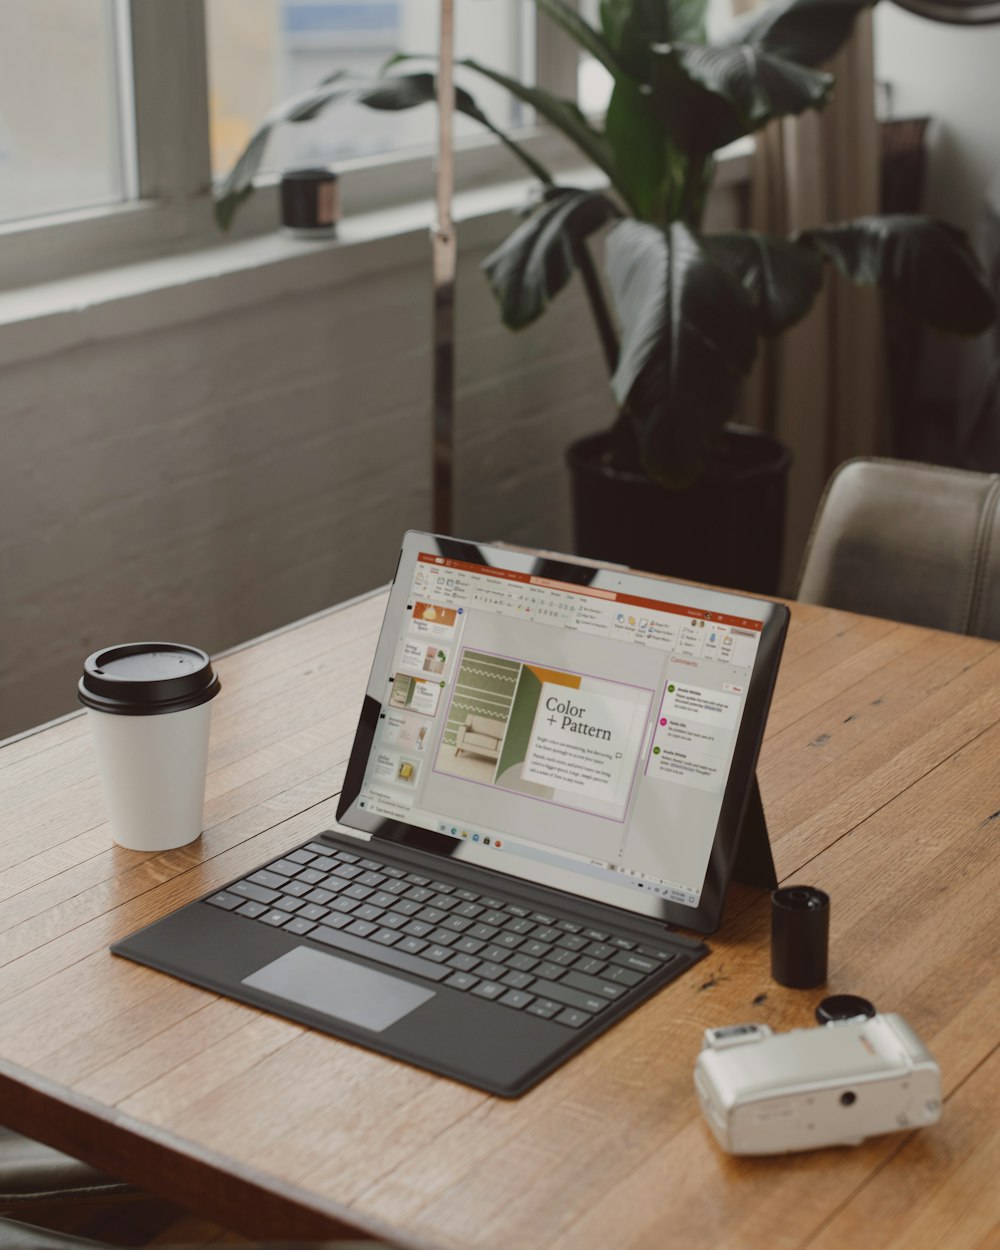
694;1013;941;1155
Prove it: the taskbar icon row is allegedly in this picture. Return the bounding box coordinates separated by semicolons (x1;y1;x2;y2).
438;821;504;849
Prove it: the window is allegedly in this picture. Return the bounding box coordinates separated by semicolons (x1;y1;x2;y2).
0;0;577;291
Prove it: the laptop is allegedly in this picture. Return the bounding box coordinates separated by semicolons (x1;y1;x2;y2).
113;533;789;1096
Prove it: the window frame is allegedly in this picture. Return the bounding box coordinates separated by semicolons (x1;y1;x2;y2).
0;0;584;292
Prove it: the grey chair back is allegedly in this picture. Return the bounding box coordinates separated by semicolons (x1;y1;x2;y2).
797;457;1000;640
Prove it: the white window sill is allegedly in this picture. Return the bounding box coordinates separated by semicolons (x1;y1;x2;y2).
0;144;752;371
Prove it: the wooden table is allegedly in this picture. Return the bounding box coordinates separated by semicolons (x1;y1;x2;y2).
2;589;999;1250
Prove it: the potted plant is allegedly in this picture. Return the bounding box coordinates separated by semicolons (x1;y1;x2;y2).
216;0;995;593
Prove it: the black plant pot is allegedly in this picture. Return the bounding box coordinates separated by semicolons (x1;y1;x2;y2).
566;424;792;596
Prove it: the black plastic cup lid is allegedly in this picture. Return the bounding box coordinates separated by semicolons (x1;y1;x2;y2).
772;885;829;912
78;642;220;716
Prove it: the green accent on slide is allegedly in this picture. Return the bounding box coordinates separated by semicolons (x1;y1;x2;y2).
495;666;542;777
444;650;520;747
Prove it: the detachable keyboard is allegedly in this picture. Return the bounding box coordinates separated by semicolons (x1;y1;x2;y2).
205;837;689;1031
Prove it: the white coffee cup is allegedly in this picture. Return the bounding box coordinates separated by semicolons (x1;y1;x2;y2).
79;643;221;851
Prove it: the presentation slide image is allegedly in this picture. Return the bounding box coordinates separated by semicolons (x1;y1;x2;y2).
410;601;458;640
435;650;520;785
521;681;649;809
371;748;422;789
381;710;430;753
434;647;651;822
400;638;450;676
388;672;442;717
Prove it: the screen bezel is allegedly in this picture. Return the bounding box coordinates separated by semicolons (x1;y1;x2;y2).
336;533;788;934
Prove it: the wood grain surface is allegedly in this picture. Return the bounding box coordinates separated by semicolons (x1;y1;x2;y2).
2;588;998;1250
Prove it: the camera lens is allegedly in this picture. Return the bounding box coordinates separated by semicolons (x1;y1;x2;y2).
840;1091;857;1106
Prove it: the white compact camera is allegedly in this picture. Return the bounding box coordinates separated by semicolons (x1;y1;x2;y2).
694;1013;941;1155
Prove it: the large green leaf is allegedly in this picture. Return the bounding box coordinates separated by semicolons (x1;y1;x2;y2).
214;74;354;230
453;57;624;197
604;77;676;221
706;231;825;334
482;189;621;329
671;43;833;139
600;0;708;78
533;0;626;79
724;0;873;69
801;216;996;334
605;220;758;480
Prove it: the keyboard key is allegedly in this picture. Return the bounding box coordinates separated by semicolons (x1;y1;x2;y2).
471;981;505;1000
416;906;446;925
530;912;557;925
505;917;535;935
423;945;453;963
383;879;410;895
392;899;422;916
266;859;303;878
383;866;406;879
555;1008;591;1029
346;919;378;938
406;887;434;904
368;891;397;909
343;883;373;901
207;891;242;911
453;901;483;918
427;928;458;946
583;928;609;942
445;971;479;991
286;850;319;869
398;935;428;955
379;912;409;929
305;888;336;905
358;871;386;888
468;923;498;942
453;936;485;955
612;951;659;974
296;868;327;886
308;926;451;982
557;920;582;933
330;897;360;914
332;863;363;880
638;945;676;963
298;903;329;922
604;965;643;987
477;962;506;982
353;903;384;922
259;909;289;926
585;942;615;961
305;842;334;856
535;961;567;981
481;910;507;927
522;940;551;959
442;915;472;933
496;932;524;950
575;956;607;977
481;945;511;964
283;916;317;936
248;870;286;889
359;859;384;873
405;874;431;887
547;948;577;966
499;989;534;1010
309;856;339;872
557;933;588;952
448;952;480;973
453;888;479;902
236;900;268;918
428;894;457;911
320;912;354;930
273;896;304;913
335;849;361;863
563;970;627;1000
429;880;455;894
526;999;561;1019
506;953;538;973
230;880;280;905
403;920;434;938
610;936;636;951
281;880;313;898
481;896;504;909
501;970;534;990
371;928;402;946
533;926;561;942
529;979;608;1014
506;904;530;918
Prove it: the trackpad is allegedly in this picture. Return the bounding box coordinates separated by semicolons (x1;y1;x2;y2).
242;946;435;1033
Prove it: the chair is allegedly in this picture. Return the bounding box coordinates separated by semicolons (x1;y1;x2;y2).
0;1127;135;1207
797;457;1000;640
454;714;505;761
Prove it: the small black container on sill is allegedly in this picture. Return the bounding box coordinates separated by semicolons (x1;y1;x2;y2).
280;167;340;237
771;884;830;989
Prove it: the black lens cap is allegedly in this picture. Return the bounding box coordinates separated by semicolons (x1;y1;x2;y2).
815;994;877;1025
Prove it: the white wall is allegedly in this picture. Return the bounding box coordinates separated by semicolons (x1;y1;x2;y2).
874;7;1000;237
0;216;612;740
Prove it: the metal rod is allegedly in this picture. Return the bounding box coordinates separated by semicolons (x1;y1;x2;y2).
432;0;457;535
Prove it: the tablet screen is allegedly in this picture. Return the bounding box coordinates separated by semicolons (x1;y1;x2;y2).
338;534;788;932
